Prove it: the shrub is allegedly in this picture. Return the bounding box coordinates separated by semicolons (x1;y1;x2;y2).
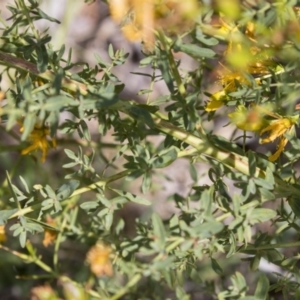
1;0;300;299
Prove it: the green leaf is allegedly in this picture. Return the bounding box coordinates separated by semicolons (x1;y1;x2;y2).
254;274;269;300
265;167;275;188
211;257;223;275
228;216;243;230
188;218;224;238
288;196;300;219
80;201;99;211
26;218;60;232
56;180;80;200
108;44;114;59
79;120;91;142
142;171;152;194
94;53;110;67
112;189;151;205
19;231;27;248
248;151;256;177
45;185;56;199
250;254;261;271
173;39;215;59
0;209;18;225
64;149;77;160
25;222;44;233
259;188;275;201
37;8;60;23
36;44;48;73
195;30;219;46
250;208;276;224
152;213;166;247
104;213;113;230
189;164;198;182
85;83;119;109
43;95;77;111
157;49;174;93
152;147;178;169
128;105;155;128
21;113;36;140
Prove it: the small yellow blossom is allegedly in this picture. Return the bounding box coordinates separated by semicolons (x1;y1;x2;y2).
260;118;295;143
228;105;267;132
42;216;58;247
205;71;260;112
108;0;200;49
206;20;279;112
205;90;229;112
30;284;57;299
86;242;113;277
260;116;298;162
229;106;298;161
0;225;7;243
20;123;56;162
220;71;251;92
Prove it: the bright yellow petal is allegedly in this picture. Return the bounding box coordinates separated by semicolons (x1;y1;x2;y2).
21;144;39;155
109;0;129;22
121;23;143;41
205;90;227;111
260;118;293;143
228;105;266;131
268;137;288;162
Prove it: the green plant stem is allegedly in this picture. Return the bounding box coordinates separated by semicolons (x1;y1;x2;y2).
152;115;300;198
152;116;265;178
8;169;131;220
240;241;300;251
19;0;40;41
0;51;87;94
53;215;68;272
157;31;187;97
0;244;56;275
109;273;142;300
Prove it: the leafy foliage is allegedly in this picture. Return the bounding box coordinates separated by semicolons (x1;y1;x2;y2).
1;0;300;299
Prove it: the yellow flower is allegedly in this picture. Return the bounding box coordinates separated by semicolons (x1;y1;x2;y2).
220;71;251;92
108;0;200;49
205;66;262;112
0;225;7;243
228;105;267;132
205;90;229;112
42;216;58;247
229;106;298;161
86;242;113;277
109;0;130;22
260;116;298;162
30;285;57;299
20;123;56;162
260;118;295;143
109;0;154;49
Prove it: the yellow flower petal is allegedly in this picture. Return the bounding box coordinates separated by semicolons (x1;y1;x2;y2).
228;105;266;132
86;242;113;277
260;118;294;144
109;0;130;22
121;22;143;41
20;123;56;162
268;137;288;162
205;90;228;111
259;115;298;161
